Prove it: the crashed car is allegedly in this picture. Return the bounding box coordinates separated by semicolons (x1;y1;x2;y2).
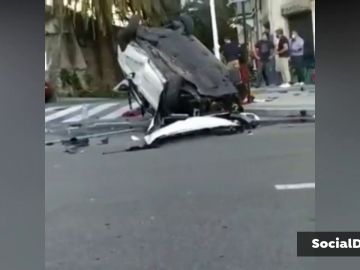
114;15;253;130
45;16;315;153
45;15;264;152
45;52;55;103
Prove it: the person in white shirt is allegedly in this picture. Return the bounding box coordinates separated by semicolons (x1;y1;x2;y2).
290;30;305;85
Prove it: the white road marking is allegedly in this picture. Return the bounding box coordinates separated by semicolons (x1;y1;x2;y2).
100;102;140;120
45;105;83;123
63;103;119;123
275;182;315;190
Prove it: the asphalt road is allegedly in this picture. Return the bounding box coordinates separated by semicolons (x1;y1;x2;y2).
45;123;315;270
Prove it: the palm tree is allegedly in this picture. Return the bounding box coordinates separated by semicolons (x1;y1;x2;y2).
45;0;181;95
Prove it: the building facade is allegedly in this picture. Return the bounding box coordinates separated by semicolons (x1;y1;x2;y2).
259;0;315;58
182;0;316;65
231;0;314;51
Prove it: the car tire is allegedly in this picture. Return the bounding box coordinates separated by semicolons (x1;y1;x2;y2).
117;15;140;51
179;14;194;36
161;75;183;115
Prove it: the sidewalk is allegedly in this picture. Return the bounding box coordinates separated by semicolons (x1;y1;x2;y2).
251;84;315;95
245;86;315;118
49;86;315;119
56;97;115;103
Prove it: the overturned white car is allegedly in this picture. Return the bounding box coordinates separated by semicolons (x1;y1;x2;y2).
113;15;258;136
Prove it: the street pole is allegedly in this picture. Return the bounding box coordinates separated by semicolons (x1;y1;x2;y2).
239;1;249;62
241;1;247;47
254;0;260;41
311;0;315;52
209;0;221;60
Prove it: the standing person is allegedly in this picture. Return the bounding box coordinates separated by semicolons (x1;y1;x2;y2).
290;30;305;85
239;42;253;103
222;37;247;103
275;28;291;88
222;37;241;70
264;28;277;85
253;32;275;88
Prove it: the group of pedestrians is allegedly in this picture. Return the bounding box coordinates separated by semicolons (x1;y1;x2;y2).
222;28;306;95
253;28;305;88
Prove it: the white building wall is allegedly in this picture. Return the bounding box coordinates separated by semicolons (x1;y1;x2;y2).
268;0;289;35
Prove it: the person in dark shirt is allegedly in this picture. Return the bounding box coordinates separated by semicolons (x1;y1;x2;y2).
222;37;241;70
221;38;253;104
275;28;291;87
253;32;275;87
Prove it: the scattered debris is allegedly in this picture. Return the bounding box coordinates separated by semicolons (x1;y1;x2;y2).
100;137;109;145
131;135;140;141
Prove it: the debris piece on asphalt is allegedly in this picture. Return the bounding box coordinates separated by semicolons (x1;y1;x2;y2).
100;137;109;145
131;135;141;141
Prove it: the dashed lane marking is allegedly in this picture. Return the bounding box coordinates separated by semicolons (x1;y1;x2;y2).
275;182;315;190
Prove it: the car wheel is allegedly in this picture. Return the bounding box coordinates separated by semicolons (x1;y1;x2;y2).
117;15;140;51
161;75;183;115
179;14;194;36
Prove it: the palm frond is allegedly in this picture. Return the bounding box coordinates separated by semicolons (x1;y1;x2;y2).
47;0;182;38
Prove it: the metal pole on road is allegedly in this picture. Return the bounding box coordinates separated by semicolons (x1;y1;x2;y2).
254;0;260;41
209;0;221;60
241;1;248;48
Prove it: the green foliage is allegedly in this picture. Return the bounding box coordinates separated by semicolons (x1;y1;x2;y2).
78;88;126;98
48;0;182;36
182;0;237;50
60;69;82;90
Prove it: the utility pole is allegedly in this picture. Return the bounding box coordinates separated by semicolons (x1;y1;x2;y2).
209;0;221;60
241;1;248;48
254;0;260;41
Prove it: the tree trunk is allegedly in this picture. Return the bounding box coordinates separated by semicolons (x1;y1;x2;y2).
92;4;122;93
94;29;119;91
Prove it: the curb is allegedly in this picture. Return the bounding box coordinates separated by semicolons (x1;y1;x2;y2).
57;97;115;102
246;108;315;118
251;85;315;95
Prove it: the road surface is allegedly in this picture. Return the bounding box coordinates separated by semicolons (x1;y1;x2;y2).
45;122;315;270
